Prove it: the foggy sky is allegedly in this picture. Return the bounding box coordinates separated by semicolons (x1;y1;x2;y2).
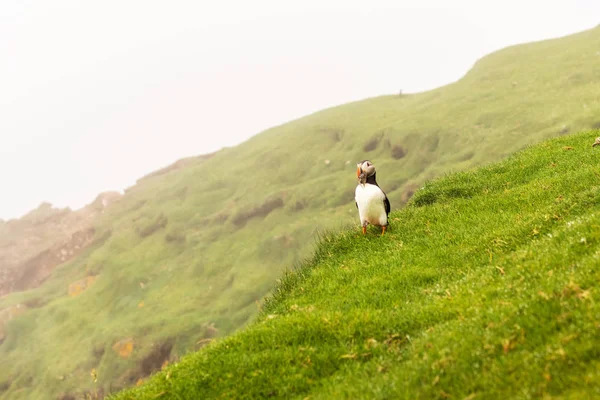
1;0;598;219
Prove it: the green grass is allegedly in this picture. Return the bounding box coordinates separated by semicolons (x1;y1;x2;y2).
113;131;600;399
1;26;600;399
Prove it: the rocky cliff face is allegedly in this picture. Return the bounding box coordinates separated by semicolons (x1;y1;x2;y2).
0;192;121;297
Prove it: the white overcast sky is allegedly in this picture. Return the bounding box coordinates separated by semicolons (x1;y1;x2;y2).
0;1;598;220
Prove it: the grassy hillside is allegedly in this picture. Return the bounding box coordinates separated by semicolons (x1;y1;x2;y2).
114;131;600;399
1;26;600;399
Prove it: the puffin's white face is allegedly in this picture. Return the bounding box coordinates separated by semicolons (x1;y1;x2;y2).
357;160;376;184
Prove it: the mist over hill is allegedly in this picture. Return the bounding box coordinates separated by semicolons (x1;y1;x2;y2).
1;26;600;399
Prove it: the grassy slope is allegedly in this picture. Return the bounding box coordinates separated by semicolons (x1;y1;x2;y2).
1;27;600;399
115;131;600;399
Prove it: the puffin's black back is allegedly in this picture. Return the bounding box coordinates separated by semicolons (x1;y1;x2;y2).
365;172;391;216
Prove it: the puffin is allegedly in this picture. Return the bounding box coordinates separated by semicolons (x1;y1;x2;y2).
355;160;390;235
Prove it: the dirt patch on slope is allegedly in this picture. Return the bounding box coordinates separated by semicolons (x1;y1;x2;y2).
231;197;285;226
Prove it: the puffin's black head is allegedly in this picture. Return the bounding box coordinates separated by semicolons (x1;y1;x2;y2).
356;160;376;185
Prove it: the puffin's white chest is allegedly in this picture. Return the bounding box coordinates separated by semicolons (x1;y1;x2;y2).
355;183;387;226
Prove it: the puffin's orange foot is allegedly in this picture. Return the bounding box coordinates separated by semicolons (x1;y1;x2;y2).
381;226;387;236
362;226;367;235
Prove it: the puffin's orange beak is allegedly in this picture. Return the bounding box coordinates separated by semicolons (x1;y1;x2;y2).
356;166;361;178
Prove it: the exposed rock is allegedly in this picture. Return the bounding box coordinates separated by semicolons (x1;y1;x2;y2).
0;190;118;297
89;191;123;212
6;228;96;295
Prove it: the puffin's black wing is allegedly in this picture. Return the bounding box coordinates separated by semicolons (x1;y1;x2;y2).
383;194;390;216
